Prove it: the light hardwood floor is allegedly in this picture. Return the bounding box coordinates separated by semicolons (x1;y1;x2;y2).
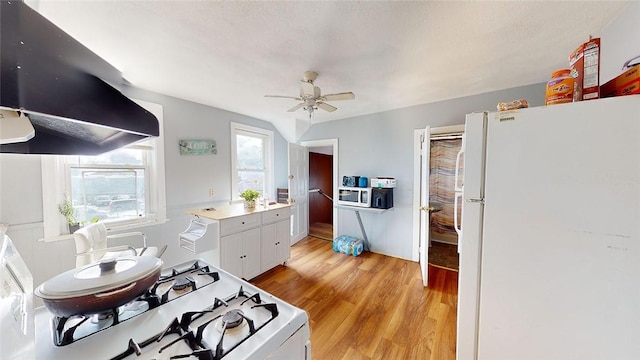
308;222;333;241
250;236;458;360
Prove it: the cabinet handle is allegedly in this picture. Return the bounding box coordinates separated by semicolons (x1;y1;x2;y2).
242;221;245;224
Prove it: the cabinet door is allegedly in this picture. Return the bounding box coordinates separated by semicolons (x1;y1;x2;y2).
275;219;291;264
261;223;277;271
220;233;243;278
242;227;262;279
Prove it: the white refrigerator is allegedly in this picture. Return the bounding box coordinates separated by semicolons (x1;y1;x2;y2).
457;95;640;360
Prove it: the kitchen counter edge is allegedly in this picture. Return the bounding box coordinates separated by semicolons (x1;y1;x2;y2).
187;202;290;221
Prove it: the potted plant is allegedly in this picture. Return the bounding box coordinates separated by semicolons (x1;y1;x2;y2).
239;189;261;209
58;193;79;233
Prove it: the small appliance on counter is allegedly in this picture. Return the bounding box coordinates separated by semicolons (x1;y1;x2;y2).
371;177;396;188
342;176;359;187
371;188;394;209
337;187;372;207
342;175;368;188
370;177;395;209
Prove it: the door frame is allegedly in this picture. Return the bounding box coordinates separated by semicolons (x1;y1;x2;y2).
301;138;339;241
412;125;465;261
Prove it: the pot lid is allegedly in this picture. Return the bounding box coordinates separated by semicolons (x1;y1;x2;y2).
35;256;162;299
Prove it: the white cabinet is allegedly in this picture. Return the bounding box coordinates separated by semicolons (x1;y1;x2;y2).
220;227;261;279
261;218;291;271
275;220;290;264
219;213;261;280
187;204;291;280
261;208;291;272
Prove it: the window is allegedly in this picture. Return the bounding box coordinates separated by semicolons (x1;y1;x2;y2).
42;100;166;238
69;150;147;223
230;122;274;201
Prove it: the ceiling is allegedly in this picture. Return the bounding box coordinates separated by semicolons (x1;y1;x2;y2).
26;1;628;142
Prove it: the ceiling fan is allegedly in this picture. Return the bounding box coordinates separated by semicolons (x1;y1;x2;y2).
265;71;355;119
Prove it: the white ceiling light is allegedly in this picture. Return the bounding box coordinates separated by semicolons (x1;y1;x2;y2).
265;71;355;120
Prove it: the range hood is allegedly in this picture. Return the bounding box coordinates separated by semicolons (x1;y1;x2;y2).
0;1;159;155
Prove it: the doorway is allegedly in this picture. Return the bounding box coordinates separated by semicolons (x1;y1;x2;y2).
301;139;339;243
428;134;463;270
308;150;333;240
413;125;464;272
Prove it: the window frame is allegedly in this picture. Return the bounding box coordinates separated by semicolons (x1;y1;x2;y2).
68;158;147;224
230;122;274;202
41;99;166;238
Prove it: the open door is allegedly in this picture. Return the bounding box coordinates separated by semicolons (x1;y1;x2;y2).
288;143;309;245
418;125;431;287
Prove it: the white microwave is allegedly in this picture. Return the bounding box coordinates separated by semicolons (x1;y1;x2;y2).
337;187;372;208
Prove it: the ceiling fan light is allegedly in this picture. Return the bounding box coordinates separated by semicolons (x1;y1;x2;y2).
266;71;355;118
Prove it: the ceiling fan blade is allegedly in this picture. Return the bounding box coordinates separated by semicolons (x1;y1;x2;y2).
265;95;302;100
287;103;305;112
322;92;355;101
317;102;337;112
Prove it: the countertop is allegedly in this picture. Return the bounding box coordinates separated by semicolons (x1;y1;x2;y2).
187;202;290;221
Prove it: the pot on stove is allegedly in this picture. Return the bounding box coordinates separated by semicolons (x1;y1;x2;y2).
35;256;162;317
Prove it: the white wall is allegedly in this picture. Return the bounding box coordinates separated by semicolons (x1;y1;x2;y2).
0;89;289;294
599;2;640;84
300;83;547;259
298;2;640;261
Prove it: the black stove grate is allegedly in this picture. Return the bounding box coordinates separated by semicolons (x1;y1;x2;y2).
109;286;279;360
50;260;220;347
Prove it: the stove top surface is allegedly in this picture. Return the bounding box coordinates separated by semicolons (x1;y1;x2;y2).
35;259;308;360
49;260;221;346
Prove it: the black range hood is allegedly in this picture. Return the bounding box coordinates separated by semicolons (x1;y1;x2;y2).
0;1;159;155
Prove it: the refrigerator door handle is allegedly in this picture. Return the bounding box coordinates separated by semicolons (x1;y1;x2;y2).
454;192;463;237
467;198;485;204
454;140;465;192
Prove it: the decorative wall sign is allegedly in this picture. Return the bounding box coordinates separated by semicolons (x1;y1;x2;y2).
179;139;217;155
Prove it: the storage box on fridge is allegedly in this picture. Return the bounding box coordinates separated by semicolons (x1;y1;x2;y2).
569;37;600;101
600;65;640;97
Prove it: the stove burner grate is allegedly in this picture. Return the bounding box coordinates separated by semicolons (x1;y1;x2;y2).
109;286;280;360
153;261;221;303
50;260;219;347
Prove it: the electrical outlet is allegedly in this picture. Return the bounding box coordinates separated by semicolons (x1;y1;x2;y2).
208;188;215;197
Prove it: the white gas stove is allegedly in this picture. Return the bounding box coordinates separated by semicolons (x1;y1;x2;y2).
34;259;310;359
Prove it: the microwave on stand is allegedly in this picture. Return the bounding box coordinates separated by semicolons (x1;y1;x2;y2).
337;187;372;208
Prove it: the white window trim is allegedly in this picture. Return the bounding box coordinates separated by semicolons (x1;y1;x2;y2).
230;122;274;201
41;99;166;240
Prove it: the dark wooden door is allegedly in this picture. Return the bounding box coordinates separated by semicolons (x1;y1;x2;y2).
309;152;333;225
